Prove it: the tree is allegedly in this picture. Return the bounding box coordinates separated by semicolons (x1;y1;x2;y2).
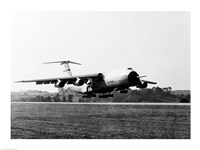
67;94;73;102
52;93;60;102
44;96;52;102
180;94;190;103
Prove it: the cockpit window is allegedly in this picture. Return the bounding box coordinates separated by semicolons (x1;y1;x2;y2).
127;67;133;70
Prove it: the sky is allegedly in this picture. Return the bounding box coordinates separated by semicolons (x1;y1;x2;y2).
11;12;190;92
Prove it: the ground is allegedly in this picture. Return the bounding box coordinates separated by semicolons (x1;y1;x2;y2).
11;102;190;139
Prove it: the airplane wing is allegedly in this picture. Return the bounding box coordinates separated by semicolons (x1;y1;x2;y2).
141;79;157;84
15;73;103;85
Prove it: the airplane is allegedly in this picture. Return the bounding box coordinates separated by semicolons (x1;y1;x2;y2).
16;60;157;98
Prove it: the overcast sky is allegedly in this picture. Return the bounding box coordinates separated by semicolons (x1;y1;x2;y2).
11;12;190;92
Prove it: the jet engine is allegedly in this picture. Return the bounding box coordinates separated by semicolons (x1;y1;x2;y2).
73;78;84;86
54;80;65;88
98;73;103;79
136;82;148;88
128;71;140;86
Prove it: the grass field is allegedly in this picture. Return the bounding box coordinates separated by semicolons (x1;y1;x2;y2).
11;103;190;139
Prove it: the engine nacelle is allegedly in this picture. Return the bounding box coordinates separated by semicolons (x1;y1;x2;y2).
98;73;103;79
73;78;84;86
128;71;140;86
54;81;65;88
136;82;148;88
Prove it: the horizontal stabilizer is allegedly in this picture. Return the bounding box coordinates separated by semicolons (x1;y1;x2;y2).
137;75;147;78
141;79;157;84
43;60;81;65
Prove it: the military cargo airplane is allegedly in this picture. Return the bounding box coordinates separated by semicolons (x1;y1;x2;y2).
16;60;157;98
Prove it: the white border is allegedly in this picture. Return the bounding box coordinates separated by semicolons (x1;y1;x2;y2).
1;0;199;150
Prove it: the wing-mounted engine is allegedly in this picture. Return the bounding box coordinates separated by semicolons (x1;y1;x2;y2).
54;80;66;88
97;73;103;79
73;78;84;86
86;78;93;85
136;81;148;88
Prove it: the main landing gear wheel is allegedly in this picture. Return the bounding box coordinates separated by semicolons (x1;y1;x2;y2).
82;94;96;98
99;93;113;98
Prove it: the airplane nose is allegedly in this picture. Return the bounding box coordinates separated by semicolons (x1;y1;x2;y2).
128;71;139;85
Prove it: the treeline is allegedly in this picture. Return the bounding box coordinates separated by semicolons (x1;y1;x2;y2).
11;87;190;103
79;87;190;103
12;93;74;102
118;87;190;103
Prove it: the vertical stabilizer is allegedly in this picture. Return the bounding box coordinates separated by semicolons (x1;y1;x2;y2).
43;60;81;77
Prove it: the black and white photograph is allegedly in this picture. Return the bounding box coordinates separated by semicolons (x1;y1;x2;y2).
2;0;200;149
10;11;190;139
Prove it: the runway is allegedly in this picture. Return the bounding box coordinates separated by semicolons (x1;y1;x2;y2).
11;102;190;106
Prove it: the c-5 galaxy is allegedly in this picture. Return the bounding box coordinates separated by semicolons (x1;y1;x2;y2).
16;60;157;98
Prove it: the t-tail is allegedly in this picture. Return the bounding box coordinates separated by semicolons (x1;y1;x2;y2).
43;60;81;77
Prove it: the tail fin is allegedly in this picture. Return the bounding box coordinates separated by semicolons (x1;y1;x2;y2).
43;60;81;77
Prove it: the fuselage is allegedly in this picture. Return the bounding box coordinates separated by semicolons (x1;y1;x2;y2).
65;67;139;94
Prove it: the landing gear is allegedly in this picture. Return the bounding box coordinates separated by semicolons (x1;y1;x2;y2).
99;93;113;98
82;93;113;98
120;90;128;93
82;95;91;98
81;85;96;98
82;93;96;98
92;94;96;97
